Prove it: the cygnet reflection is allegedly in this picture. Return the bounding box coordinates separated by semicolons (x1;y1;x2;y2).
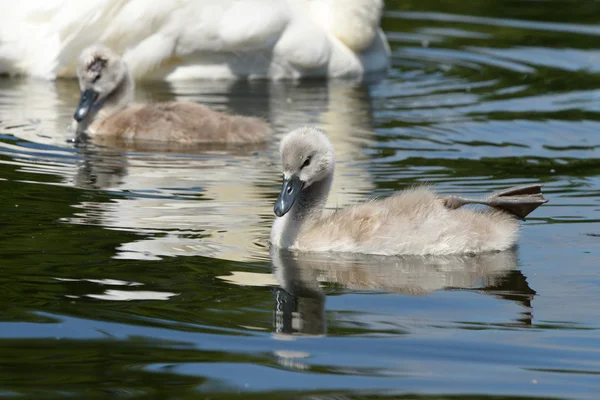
267;247;535;337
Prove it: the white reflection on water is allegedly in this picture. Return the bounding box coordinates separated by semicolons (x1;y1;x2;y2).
0;78;379;262
85;290;178;301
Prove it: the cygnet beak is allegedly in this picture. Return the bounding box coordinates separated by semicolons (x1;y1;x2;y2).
274;175;304;217
74;89;99;122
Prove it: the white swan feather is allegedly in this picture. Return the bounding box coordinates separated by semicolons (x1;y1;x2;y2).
0;0;390;80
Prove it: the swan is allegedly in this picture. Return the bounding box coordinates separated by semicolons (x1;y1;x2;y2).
270;126;548;255
0;0;390;81
73;45;271;144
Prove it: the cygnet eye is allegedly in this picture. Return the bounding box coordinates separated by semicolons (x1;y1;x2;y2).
301;156;311;169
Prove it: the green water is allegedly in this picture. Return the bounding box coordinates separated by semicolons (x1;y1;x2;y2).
1;1;600;399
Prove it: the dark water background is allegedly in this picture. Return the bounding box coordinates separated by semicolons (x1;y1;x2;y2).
1;1;600;398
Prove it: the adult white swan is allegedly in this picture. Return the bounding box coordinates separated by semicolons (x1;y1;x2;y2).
0;0;390;81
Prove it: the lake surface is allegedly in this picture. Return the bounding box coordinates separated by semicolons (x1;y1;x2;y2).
1;1;600;399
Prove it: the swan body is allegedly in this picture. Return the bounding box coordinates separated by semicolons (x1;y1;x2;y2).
0;0;389;81
74;45;271;144
270;127;548;256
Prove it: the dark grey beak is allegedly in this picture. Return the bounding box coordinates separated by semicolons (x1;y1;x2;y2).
274;175;304;217
74;89;99;122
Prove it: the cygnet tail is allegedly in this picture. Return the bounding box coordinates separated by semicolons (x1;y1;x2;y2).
485;184;548;219
444;184;548;219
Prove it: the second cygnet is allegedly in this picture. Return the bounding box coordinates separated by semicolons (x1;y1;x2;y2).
73;45;271;145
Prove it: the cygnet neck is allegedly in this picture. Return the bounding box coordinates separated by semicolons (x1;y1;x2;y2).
271;168;334;248
77;70;134;132
294;173;333;219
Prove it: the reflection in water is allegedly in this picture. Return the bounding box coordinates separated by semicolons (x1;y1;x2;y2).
0;78;381;262
272;250;326;337
269;248;535;337
2;2;600;397
73;145;129;190
68;144;273;261
55;277;178;301
54;79;378;262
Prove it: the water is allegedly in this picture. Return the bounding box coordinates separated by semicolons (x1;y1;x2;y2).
1;1;600;398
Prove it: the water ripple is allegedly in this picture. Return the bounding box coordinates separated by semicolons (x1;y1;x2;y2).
0;2;599;398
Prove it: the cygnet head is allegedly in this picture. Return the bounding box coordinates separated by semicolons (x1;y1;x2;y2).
274;127;335;217
74;45;129;122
